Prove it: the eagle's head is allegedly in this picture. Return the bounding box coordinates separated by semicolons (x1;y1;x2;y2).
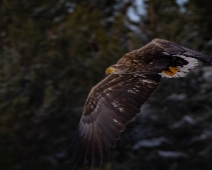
105;64;128;74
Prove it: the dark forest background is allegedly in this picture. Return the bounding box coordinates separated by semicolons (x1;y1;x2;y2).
1;0;212;170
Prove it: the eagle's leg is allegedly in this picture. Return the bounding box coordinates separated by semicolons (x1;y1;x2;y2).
162;66;179;76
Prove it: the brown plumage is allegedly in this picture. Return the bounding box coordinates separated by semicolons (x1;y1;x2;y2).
69;38;212;169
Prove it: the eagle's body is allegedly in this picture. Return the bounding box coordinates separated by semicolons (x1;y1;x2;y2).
70;39;212;169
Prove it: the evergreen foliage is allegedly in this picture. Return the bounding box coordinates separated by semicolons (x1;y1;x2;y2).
0;0;212;169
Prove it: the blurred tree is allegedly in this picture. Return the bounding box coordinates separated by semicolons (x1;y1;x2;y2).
0;0;212;170
0;1;133;170
185;0;212;52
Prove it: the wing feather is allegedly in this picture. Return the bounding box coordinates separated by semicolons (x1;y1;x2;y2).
152;38;212;64
101;98;127;127
70;73;161;169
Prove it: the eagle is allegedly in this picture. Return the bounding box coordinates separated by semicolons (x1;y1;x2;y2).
69;38;212;169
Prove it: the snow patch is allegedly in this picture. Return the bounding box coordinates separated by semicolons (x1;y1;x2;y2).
133;137;170;150
157;150;188;158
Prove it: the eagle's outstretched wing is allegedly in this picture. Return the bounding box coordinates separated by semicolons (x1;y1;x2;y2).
70;74;160;169
69;38;212;169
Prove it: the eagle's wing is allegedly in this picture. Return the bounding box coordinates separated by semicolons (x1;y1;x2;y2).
70;73;161;169
151;38;212;64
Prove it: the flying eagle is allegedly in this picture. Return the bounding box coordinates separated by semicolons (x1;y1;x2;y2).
70;38;212;169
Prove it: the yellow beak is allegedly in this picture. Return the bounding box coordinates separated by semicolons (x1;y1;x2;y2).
105;67;117;74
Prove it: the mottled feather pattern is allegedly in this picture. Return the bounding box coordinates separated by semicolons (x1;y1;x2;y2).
70;74;160;168
69;38;212;169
